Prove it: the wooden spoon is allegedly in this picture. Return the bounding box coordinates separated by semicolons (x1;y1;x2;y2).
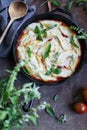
0;1;28;44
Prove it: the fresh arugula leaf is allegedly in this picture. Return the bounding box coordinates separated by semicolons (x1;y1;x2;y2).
70;35;79;48
43;43;51;59
53;94;59;102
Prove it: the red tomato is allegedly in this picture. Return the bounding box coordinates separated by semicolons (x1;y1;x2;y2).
73;102;87;114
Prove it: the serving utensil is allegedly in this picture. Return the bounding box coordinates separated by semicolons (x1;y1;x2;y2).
0;1;28;44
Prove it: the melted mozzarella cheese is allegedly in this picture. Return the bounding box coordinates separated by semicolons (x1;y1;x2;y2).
17;20;82;82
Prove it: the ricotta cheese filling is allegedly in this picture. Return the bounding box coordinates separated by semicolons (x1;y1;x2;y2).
17;20;81;82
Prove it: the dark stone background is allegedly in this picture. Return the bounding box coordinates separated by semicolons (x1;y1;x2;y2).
0;0;87;130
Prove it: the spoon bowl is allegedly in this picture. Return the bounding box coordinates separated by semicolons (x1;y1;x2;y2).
9;1;28;20
0;1;28;44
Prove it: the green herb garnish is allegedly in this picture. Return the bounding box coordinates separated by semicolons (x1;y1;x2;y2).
26;47;32;58
45;67;61;75
35;25;47;41
43;43;51;59
70;35;79;48
40;22;44;28
58;114;67;123
45;103;55;117
45;103;67;123
35;25;43;41
70;25;87;39
47;24;57;30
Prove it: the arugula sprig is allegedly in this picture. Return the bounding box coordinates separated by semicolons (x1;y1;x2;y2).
70;25;87;40
0;61;47;129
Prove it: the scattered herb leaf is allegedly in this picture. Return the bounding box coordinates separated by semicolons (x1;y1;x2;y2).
66;0;75;11
45;103;55;117
53;94;59;102
49;0;61;7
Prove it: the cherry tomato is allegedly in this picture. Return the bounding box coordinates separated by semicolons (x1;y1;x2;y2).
82;88;87;102
73;102;87;114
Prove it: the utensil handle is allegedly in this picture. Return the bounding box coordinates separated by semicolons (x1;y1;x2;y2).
49;7;77;25
0;18;14;44
22;98;34;112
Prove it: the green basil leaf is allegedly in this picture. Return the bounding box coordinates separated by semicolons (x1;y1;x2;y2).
26;47;32;58
45;104;55;117
43;43;51;59
37;33;43;41
70;35;79;48
58;114;67;123
53;94;59;102
45;68;53;75
40;22;44;28
35;25;40;34
53;68;61;74
41;29;46;34
35;26;43;41
47;24;57;30
49;0;61;6
66;0;75;11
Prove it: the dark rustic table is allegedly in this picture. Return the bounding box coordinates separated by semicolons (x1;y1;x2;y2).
0;0;87;130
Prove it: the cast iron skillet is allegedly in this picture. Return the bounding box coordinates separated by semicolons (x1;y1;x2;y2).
12;8;87;111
